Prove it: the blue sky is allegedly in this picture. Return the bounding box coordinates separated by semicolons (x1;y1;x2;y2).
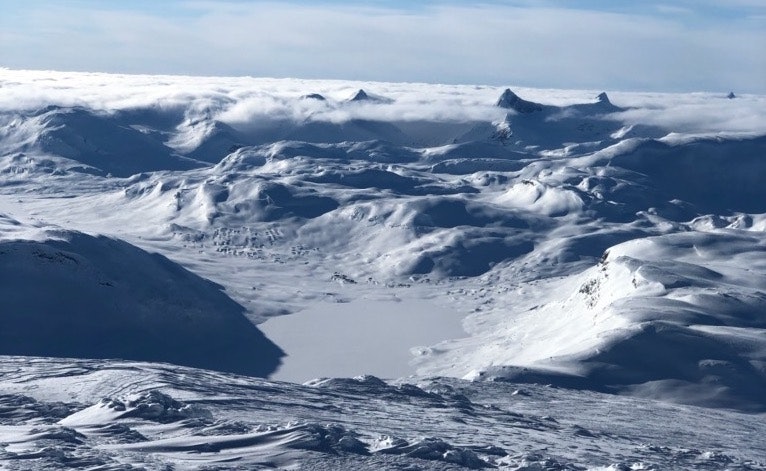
1;1;764;92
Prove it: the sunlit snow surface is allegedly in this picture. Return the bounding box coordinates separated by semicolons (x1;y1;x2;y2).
1;69;766;469
1;358;765;470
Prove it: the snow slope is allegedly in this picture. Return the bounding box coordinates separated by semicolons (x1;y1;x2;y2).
426;231;766;411
0;223;283;377
1;358;764;470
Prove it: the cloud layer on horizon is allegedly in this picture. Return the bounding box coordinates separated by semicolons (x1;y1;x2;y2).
1;69;765;137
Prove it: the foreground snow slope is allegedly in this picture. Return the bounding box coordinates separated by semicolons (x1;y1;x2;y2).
1;69;765;417
1;358;764;470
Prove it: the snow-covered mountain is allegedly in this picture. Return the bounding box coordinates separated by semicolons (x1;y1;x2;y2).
0;225;283;377
1;69;765;469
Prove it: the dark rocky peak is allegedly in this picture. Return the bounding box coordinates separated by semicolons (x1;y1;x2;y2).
496;88;543;114
347;89;393;104
350;89;371;101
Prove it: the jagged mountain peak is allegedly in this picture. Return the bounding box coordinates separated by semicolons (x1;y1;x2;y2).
496;88;544;114
349;89;371;101
347;89;393;104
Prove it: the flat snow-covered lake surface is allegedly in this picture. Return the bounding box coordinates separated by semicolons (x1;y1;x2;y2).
262;297;466;382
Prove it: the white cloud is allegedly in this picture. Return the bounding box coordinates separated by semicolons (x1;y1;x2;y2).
609;92;766;133
1;69;764;137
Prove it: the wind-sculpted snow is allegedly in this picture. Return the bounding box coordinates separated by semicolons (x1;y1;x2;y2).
0;358;764;470
1;69;766;429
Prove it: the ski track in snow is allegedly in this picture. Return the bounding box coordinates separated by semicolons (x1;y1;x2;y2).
1;69;766;469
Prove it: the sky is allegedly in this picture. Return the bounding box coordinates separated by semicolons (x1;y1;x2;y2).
0;0;764;93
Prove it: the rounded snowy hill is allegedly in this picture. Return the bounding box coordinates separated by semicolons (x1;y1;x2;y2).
0;223;283;377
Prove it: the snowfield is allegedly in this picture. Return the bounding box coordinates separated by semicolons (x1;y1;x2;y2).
1;358;765;470
0;68;765;469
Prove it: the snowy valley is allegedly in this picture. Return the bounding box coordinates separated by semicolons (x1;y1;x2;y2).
0;69;765;470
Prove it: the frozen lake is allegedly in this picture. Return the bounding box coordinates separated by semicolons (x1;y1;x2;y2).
261;297;467;383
